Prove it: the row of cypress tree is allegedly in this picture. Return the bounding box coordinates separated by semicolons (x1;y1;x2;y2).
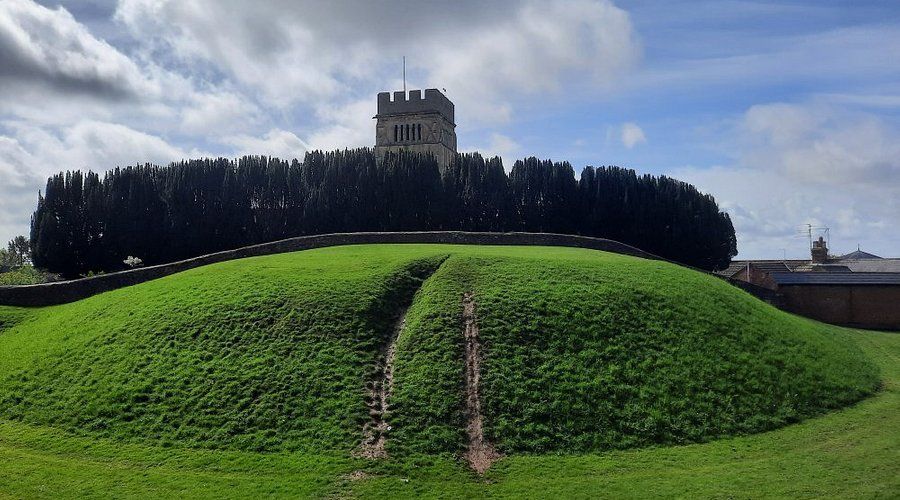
30;148;737;277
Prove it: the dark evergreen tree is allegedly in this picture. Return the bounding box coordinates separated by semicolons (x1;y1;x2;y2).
29;148;737;277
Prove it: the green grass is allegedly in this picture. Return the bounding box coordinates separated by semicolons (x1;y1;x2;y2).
0;246;449;453
471;251;877;452
388;248;877;454
0;244;894;498
0;329;895;498
350;329;900;499
0;419;352;498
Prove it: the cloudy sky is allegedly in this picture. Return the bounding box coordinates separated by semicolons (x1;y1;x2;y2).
1;0;899;258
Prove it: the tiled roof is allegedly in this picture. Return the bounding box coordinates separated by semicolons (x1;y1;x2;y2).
791;264;852;273
838;259;900;273
719;257;900;276
716;260;806;277
839;249;882;260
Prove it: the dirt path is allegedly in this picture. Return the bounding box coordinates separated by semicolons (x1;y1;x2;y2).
357;309;406;459
462;292;501;474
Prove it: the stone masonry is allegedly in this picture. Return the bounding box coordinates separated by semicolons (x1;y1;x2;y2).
374;89;457;167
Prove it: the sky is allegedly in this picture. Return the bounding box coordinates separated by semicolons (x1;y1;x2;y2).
1;0;899;259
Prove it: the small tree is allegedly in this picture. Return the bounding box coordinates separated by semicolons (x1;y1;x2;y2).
5;236;30;268
0;248;11;272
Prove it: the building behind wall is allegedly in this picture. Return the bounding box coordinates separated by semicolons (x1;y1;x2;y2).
718;237;900;330
374;89;457;167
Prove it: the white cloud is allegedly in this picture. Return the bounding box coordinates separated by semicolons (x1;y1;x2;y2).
620;122;646;148
64;120;193;167
114;0;381;106
180;91;261;136
741;103;900;187
306;99;376;151
0;120;196;244
0;0;645;246
460;133;521;165
428;0;639;123
223;129;310;159
671;102;900;259
113;0;640;123
486;133;521;162
6;119;193;172
0;0;153;98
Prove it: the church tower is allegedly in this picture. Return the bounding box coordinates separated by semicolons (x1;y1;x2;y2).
374;89;457;167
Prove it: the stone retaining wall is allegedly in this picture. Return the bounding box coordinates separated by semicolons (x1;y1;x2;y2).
0;231;774;307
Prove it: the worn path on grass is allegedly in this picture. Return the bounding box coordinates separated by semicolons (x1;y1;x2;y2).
358;257;449;459
462;292;501;474
358;309;407;459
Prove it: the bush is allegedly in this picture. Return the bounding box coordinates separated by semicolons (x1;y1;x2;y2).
0;266;52;286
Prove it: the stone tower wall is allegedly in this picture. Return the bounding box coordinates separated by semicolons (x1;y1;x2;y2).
377;89;454;123
374;89;457;167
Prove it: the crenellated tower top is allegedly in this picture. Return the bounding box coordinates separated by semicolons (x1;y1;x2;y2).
374;88;457;167
376;89;455;125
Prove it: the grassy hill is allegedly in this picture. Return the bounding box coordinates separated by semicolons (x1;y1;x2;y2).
0;246;450;452
0;244;890;497
391;248;877;455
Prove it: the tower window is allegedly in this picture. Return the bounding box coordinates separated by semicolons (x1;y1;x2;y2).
393;124;398;142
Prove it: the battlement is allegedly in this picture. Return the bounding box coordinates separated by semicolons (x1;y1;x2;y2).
376;88;454;124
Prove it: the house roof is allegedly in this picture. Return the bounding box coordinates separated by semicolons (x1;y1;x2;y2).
790;264;852;273
717;260;806;277
717;262;744;277
770;272;900;286
840;249;882;260
838;258;900;273
719;256;900;277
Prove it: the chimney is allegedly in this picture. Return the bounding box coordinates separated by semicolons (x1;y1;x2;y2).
811;236;828;264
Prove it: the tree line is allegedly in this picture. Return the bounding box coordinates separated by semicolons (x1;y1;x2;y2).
30;148;737;277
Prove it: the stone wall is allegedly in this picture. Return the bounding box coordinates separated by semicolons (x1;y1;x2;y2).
0;231;774;308
376;89;454;124
375;142;456;168
374;88;457;168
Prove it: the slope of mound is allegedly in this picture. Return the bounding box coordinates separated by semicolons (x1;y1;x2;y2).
0;246;448;452
387;247;879;454
0;244;879;457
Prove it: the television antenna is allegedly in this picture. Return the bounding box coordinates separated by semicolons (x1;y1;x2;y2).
797;223;830;249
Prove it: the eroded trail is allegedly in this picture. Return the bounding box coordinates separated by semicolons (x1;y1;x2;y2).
356;256;449;459
357;308;407;459
462;292;501;474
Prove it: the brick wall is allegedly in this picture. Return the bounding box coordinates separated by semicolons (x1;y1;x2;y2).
779;285;900;330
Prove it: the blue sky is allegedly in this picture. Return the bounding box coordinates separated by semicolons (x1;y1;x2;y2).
2;0;899;258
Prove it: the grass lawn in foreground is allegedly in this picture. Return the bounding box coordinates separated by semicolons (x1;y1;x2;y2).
349;328;898;498
0;328;894;498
